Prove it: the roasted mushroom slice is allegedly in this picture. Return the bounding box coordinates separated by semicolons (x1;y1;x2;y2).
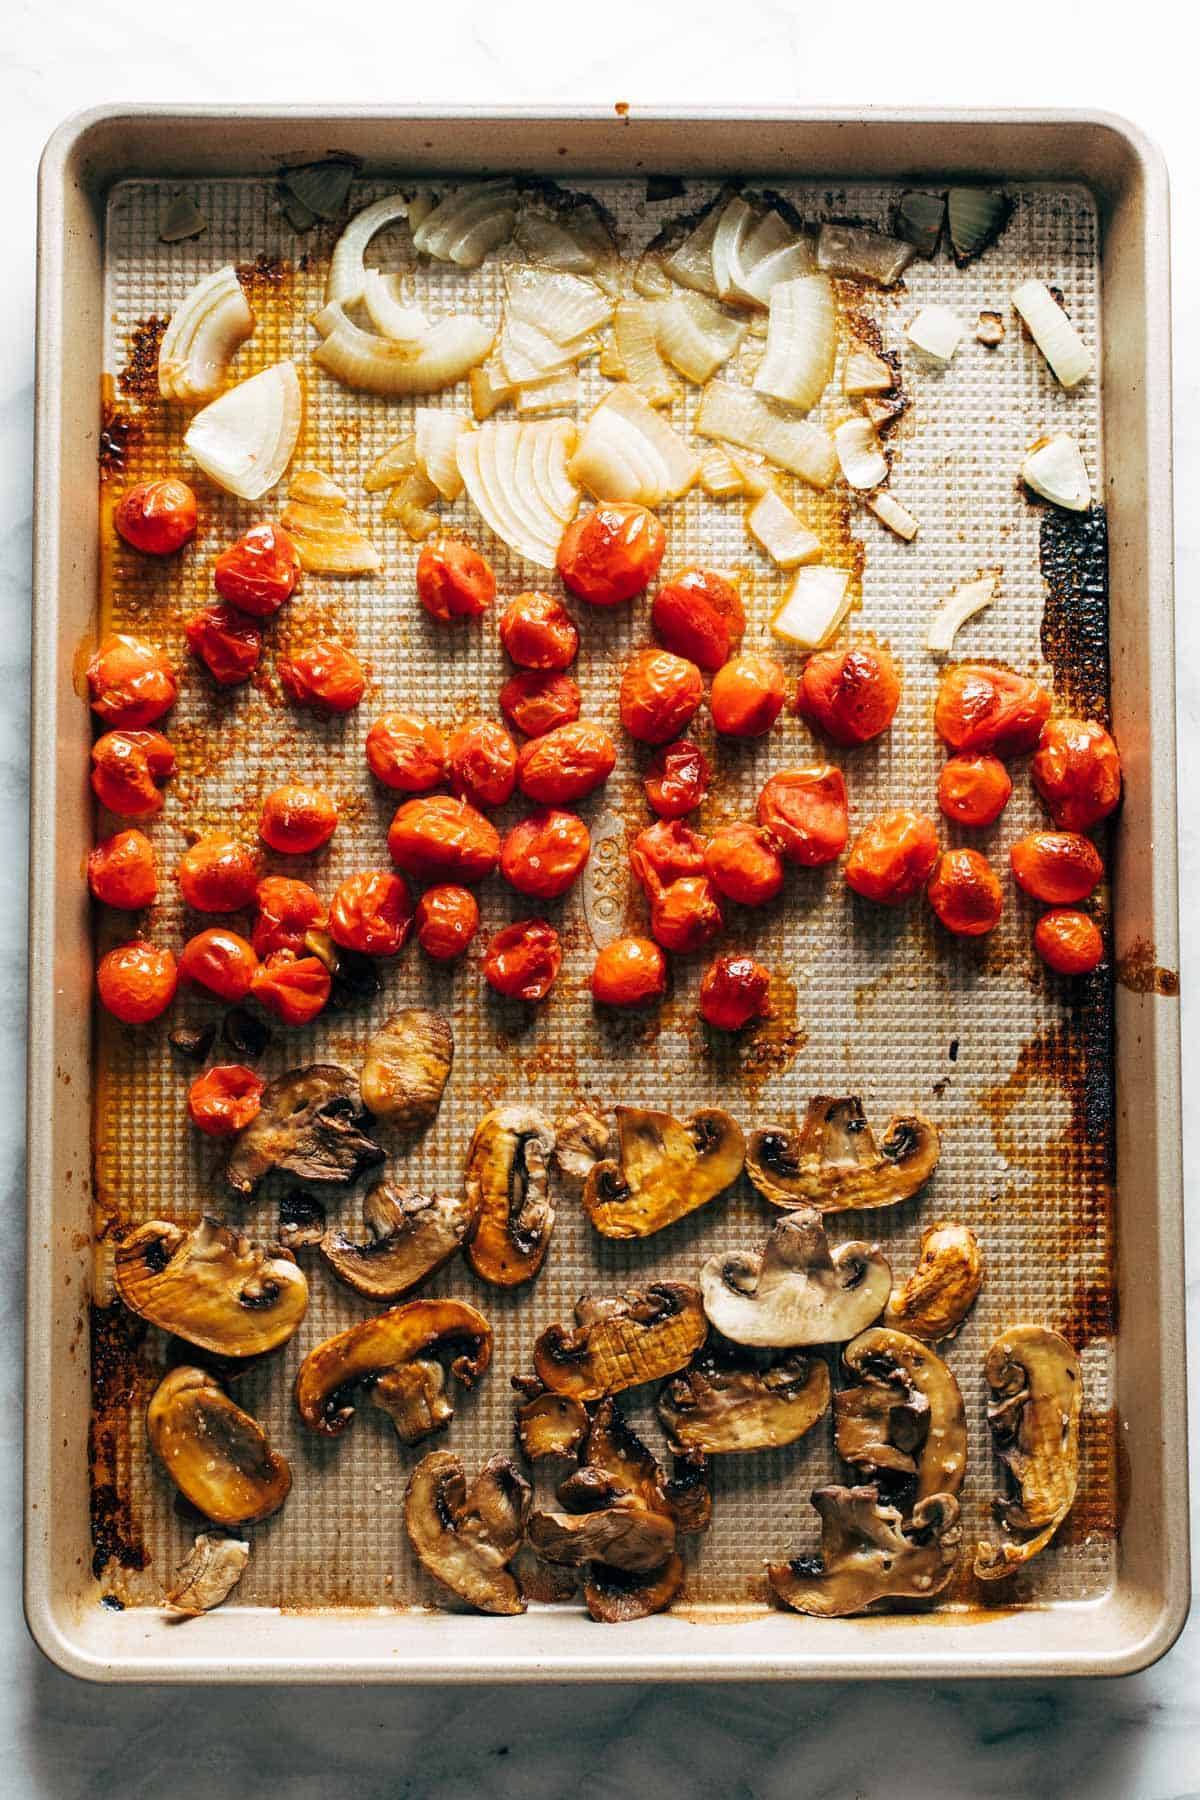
165;1534;250;1617
747;1098;939;1213
464;1106;557;1286
553;1108;611;1187
834;1327;967;1507
658;1342;832;1454
115;1217;308;1357
885;1222;983;1342
582;1105;745;1239
768;1486;961;1617
975;1325;1082;1581
295;1297;492;1438
586;1554;685;1623
533;1282;707;1401
360;1009;454;1132
370;1359;453;1444
516;1390;589;1462
699;1210;891;1349
405;1451;530;1616
147;1366;292;1524
225;1065;385;1198
528;1504;676;1573
320;1183;470;1301
277;1192;327;1251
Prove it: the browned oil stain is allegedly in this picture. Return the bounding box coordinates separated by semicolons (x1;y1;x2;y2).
980;1017;1113;1167
1057;1272;1119;1349
1039;506;1110;724
88;1301;152;1580
1059;1407;1120;1545
235;254;294;297
735;972;806;1091
117;316;168;405
1115;937;1180;997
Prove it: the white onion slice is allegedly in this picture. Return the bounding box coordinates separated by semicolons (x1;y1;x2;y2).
697;381;837;489
663;200;724;294
725;449;773;497
514;199;620;293
633;252;673;300
612;302;674;406
1021;434;1092;511
656;293;745;384
711;195;755;298
313;303;494;396
327;194;415;305
570;384;700;506
726;210;795;306
158;266;255;404
364;434;417;492
835;417;888;490
771;565;853;650
1012;279;1093;388
927;573;997;655
843;345;894;396
382;468;441;539
470;362;516;421
698;446;748;497
184;361;301;501
503;266;613;343
412;180;519;267
866;491;919;541
498;319;584;386
906;305;964;363
281;469;382;574
817;223;916;287
414;408;470;500
737;239;817;308
754;274;836;412
515;370;579;415
746;490;822;567
457;419;580;567
360;269;429;345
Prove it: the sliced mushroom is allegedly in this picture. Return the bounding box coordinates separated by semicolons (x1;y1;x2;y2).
975;1325;1082;1581
360;1009;454;1131
885;1222;983;1342
533;1282;707;1400
747;1097;939;1212
370;1359;453;1444
528;1503;676;1573
699;1210;891;1349
516;1390;589;1462
657;1342;832;1454
165;1534;250;1617
320;1183;470;1301
295;1296;492;1438
115;1217;308;1357
834;1326;968;1506
224;1065;385;1198
582;1105;745;1239
768;1485;961;1617
553;1108;611;1186
277;1192;327;1251
585;1554;685;1623
147;1365;292;1524
404;1451;530;1615
464;1106;557;1286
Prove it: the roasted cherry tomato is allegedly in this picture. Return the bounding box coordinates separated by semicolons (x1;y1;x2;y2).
651;568;745;671
710;653;788;739
1010;831;1104;905
1031;717;1122;830
113;477;197;556
703;822;785;906
619;648;703;745
96;940;177;1023
87;634;177;728
698;952;770;1030
185;603;262;687
90;729;175;818
259;785;338;855
250;951;331;1025
934;663;1051;758
499;591;579;669
483;919;562;1001
415;885;480;962
252;876;326;959
416;536;496;622
644;738;710;819
499;670;582;739
795;644;900;747
88;829;158;910
1034;908;1104;975
387;795;501;883
214;522;300;617
516;722;617;805
649;876;724;953
500;810;591;900
328;869;414;957
556;503;666;606
277;638;365;714
936;753;1012;828
447;718;518;809
844;810;939;905
178;928;260;1001
177;832;259;914
631;819;707;891
591;936;667;1008
187;1063;265;1137
365;712;447;791
927;849;1003;937
757;766;850;867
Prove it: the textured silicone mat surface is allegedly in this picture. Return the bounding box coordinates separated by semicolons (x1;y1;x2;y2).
92;174;1114;1616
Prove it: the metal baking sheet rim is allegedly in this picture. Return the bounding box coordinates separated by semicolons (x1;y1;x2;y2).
26;105;1186;1683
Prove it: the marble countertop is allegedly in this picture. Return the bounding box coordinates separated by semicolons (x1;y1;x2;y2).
4;6;1199;1794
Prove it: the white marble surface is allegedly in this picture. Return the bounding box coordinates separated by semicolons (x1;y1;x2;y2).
4;4;1200;1794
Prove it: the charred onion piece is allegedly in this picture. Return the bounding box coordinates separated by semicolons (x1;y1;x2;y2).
582;1105;745;1239
884;1222;983;1342
224;1064;384;1198
746;1098;939;1213
699;1209;891;1348
534;1282;706;1400
834;1327;967;1508
768;1485;961;1617
404;1451;530;1615
147;1365;292;1525
657;1341;831;1454
320;1182;470;1301
464;1106;557;1287
516;1390;589;1462
975;1325;1082;1581
360;1009;454;1132
294;1296;492;1438
115;1216;308;1357
165;1534;250;1617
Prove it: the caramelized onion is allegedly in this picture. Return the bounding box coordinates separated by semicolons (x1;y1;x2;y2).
457;419;580;568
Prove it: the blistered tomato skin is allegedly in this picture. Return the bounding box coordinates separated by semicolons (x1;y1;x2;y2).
1031;717;1122;830
214;523;300;617
927;849;1003;937
631;819;707;890
328;870;414;957
417;536;496;622
87;635;178;729
501;810;591;900
649;876;724;953
757;766;850;867
447;719;518;809
556;503;666;606
516;722;617;805
937;753;1012;828
620;648;704;745
845;811;940;905
795;645;901;747
651;568;745;672
90;730;175;818
591;936;667;1008
387;795;501;884
365;713;447;792
499;592;579;670
703;823;785;907
96;941;178;1023
1010;832;1104;905
187;1064;265;1137
178;833;260;914
113;478;197;556
178;928;260;1001
1034;908;1105;975
698;953;771;1031
415;885;480;962
277;639;366;714
483;919;562;1001
185;604;263;687
259;786;338;856
500;671;582;739
710;654;788;739
644;739;711;819
934;664;1051;758
251;952;332;1026
252;877;326;958
88;830;158;910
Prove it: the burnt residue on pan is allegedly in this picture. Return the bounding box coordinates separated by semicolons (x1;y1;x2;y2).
117;316;168;404
981;1015;1114;1177
1057;1273;1119;1349
1039;505;1111;724
1116;937;1180;996
88;1301;152;1581
98;402;141;481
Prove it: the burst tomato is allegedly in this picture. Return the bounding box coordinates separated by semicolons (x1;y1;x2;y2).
90;729;175;818
252;876;326;958
591;936;667;1008
703;822;785;906
250;951;331;1025
365;712;447;791
259;785;338;855
556;503;665;606
185;603;262;687
213;522;300;616
447;718;518;809
415;885;480;962
934;663;1051;758
927;849;1003;937
1010;831;1104;905
187;1063;265;1137
644;739;710;819
113;478;197;556
710;654;788;739
619;648;703;745
416;536;496;622
87;829;158;910
499;591;579;669
328;870;414;957
757;766;850;867
649;876;724;953
936;753;1012;828
96;940;177;1023
483;919;562;1001
844;810;939;905
651;568;744;671
1031;717;1122;830
515;722;616;805
178;832;260;914
178;928;259;1001
631;819;707;891
795;644;900;747
499;671;582;739
501;810;591;900
387;795;501;883
277;638;365;714
1034;908;1104;975
698;952;770;1030
87;634;177;728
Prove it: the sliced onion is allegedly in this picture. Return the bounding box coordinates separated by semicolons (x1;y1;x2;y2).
866;491;919;541
281;469;382;573
457;419;580;567
657;293;744;384
753;274;836;412
736;238;817;308
411;180;519;267
382;468;442;539
158;266;255;404
947;188;1012;265
1012;279;1093;388
503;266;613;343
906;305;964;363
313;302;494;396
927;573;997;655
498;318;585;386
698;445;747;497
570;384;700;506
364;434;417;492
835;417;888;490
414;409;470;500
843;345;894;396
746;490;822;567
1021;434;1091;511
771;565;853;650
359;269;429;346
159;192;207;244
663;198;724;294
817;223;915;287
976;311;1005;347
711;195;756;298
470;362;516;421
897;190;946;259
726;209;795;306
697;380;837;489
611;301;674;406
516;370;579;415
633;251;674;300
184;361;301;501
327;194;416;305
724;448;773;496
514;195;621;294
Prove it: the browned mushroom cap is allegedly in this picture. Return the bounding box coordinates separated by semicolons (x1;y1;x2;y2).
320;1183;470;1301
747;1098;939;1213
404;1451;530;1615
586;1554;685;1623
885;1222;983;1342
516;1391;589;1462
834;1327;967;1507
553;1108;611;1187
165;1533;250;1617
699;1210;891;1349
582;1105;745;1239
294;1297;492;1437
464;1106;557;1287
657;1342;831;1454
225;1065;385;1198
115;1217;308;1357
533;1282;706;1401
360;1009;454;1131
975;1325;1081;1581
528;1504;676;1573
769;1485;961;1616
370;1359;453;1444
147;1366;292;1525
